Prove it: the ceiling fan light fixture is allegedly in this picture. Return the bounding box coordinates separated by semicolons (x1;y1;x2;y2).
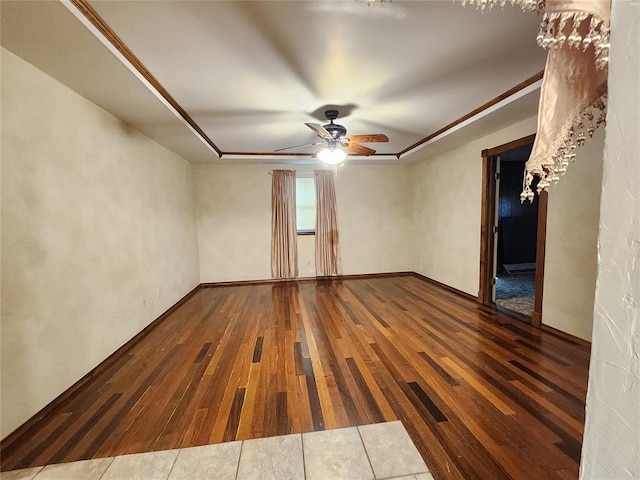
318;147;347;165
277;110;387;159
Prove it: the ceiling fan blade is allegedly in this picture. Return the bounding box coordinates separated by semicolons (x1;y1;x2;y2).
274;141;323;152
344;134;389;143
343;142;376;156
305;122;333;139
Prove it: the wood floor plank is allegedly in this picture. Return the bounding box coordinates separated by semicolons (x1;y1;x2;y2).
441;357;517;416
0;276;591;480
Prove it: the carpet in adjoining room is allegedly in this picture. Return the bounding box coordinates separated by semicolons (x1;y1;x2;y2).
495;272;535;317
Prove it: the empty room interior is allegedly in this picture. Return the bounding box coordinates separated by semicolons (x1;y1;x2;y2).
1;1;638;480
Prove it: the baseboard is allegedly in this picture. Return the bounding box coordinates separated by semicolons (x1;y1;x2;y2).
410;273;538;326
0;283;201;448
541;324;592;349
3;272;416;443
200;278;298;287
200;271;414;288
410;272;478;302
0;270;533;448
531;310;542;328
0;272;416;444
2;272;589;448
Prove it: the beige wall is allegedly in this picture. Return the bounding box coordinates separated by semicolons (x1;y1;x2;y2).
582;1;640;476
193;163;413;283
336;165;413;275
412;116;538;296
543;128;604;341
193;164;272;282
0;49;200;438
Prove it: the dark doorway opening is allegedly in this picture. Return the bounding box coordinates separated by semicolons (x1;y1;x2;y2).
479;133;547;327
495;145;537;316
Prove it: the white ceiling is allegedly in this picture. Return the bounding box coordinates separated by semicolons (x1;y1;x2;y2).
1;0;545;164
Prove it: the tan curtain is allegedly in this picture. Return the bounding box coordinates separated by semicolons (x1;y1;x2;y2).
459;0;611;201
271;170;298;279
314;170;342;277
523;0;610;200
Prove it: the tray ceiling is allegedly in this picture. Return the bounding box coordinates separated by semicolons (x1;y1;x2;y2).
1;0;546;164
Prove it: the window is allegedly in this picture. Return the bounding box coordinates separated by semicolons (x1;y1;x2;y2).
296;176;316;234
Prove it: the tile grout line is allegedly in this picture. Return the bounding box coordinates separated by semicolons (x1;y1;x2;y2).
300;433;307;480
22;465;44;480
356;425;378;480
96;456;116;480
164;449;180;480
234;439;245;480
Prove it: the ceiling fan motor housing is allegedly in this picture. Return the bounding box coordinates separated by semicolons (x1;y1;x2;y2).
323;110;347;139
323;123;347;139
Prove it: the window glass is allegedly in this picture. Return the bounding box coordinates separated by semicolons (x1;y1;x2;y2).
296;177;316;234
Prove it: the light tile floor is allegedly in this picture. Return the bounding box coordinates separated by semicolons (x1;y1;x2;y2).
1;421;435;480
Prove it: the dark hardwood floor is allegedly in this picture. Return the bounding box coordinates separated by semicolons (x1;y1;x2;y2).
0;274;591;479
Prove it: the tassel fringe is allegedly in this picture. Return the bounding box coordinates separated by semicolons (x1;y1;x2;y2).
521;86;607;202
537;11;610;69
459;0;544;13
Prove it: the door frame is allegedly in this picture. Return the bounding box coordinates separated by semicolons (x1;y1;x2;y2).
478;133;547;327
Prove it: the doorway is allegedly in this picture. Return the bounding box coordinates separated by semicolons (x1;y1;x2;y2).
495;145;537;316
478;134;547;327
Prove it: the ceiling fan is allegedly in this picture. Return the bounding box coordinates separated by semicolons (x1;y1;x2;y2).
275;110;389;164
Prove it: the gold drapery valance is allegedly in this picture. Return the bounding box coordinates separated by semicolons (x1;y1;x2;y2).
460;0;610;202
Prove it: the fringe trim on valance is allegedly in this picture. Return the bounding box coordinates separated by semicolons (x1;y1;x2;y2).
537;11;610;70
458;1;610;68
460;0;544;13
520;86;607;202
